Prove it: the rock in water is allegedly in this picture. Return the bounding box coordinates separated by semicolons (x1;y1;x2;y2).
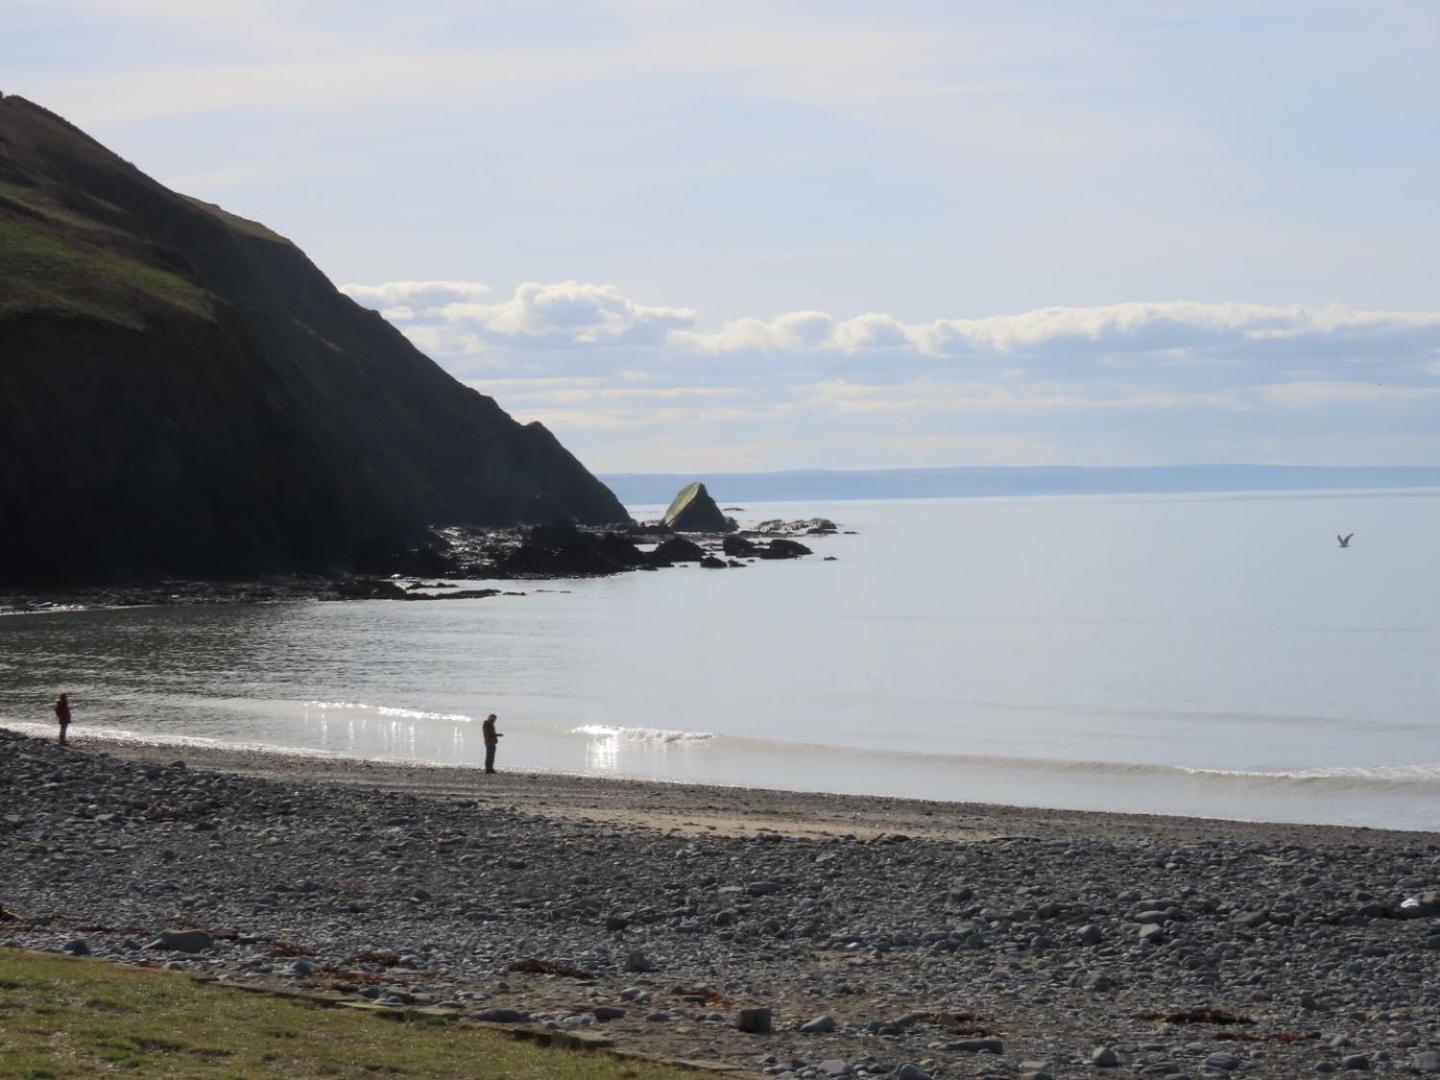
662;482;735;533
652;537;706;563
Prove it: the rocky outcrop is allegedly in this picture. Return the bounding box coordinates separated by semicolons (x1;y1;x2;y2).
662;482;734;533
498;521;648;577
759;539;813;559
0;96;628;585
652;536;706;563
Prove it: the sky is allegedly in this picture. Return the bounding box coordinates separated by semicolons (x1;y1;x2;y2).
6;0;1440;472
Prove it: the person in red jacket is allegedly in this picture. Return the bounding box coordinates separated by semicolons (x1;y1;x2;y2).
482;713;502;774
54;693;71;746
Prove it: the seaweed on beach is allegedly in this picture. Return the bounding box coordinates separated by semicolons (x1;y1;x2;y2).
914;1010;997;1036
505;958;594;980
1132;1008;1254;1025
269;939;318;958
351;949;402;967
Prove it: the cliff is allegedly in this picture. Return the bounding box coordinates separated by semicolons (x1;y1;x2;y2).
0;95;628;584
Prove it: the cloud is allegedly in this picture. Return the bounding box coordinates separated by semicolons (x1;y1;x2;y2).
342;280;696;350
343;278;1440;389
336;277;1440;470
340;280;493;322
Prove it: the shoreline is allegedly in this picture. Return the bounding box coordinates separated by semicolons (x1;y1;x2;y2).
4;726;1440;1078
53;730;1440;848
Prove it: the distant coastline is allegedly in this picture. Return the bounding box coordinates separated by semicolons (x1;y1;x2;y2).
601;464;1440;505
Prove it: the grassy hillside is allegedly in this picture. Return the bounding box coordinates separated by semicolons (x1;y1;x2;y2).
0;94;627;584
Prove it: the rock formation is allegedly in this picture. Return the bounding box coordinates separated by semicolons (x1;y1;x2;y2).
661;482;734;533
0;95;628;585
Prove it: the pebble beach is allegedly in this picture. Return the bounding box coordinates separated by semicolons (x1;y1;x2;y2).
3;727;1439;1079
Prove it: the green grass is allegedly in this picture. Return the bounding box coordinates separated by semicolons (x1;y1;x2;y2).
182;196;293;245
0;949;694;1079
0;217;214;329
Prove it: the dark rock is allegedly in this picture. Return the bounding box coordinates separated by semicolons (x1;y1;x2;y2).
662;482;735;533
699;556;726;569
800;1016;836;1034
145;929;212;954
592;1006;626;1021
652;537;705;563
624;950;657;972
952;1038;1004;1054
500;521;646;577
722;535;758;557
759;538;812;560
472;1007;531;1024
62;938;90;955
737;1007;773;1034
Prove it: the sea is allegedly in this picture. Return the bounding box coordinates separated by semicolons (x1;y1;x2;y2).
3;490;1439;830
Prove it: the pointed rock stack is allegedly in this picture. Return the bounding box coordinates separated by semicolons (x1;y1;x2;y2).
662;482;735;533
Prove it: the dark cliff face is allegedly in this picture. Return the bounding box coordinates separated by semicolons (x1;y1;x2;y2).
0;96;629;585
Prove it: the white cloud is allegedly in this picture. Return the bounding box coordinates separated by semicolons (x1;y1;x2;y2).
343;280;696;349
337;277;1440;470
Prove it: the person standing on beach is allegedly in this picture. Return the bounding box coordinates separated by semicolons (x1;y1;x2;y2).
482;713;502;774
54;693;71;746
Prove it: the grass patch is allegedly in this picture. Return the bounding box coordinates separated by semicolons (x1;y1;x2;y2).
0;217;213;328
0;948;694;1079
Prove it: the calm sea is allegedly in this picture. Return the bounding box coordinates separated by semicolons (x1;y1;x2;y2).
3;490;1439;829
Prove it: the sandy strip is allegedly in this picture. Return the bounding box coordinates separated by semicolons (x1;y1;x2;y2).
72;734;1436;849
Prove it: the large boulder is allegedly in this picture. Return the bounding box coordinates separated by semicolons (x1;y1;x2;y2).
652;536;706;563
662;482;735;533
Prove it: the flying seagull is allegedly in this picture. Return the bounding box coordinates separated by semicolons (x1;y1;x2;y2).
1337;533;1354;548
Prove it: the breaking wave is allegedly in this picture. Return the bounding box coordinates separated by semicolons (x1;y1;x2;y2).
305;701;477;724
572;724;717;744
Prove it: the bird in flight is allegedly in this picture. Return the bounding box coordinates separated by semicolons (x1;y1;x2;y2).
1337;533;1354;548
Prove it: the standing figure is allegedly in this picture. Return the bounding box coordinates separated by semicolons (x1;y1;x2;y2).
482;713;502;774
54;693;71;746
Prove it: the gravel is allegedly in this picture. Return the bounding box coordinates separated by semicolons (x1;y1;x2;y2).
3;727;1439;1077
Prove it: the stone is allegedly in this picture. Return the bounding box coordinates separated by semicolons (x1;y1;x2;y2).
1078;924;1103;945
592;1006;626;1021
722;535;758;557
1412;1051;1440;1073
1138;922;1166;945
747;881;781;896
62;938;90;955
700;556;726;569
652;537;705;563
952;1038;1004;1054
662;482;734;533
895;1066;932;1080
1092;1046;1120;1068
145;929;212;954
624;950;656;973
472;1007;530;1024
759;538;812;560
738;1007;774;1034
817;1061;851;1077
1341;1055;1369;1071
800;1016;836;1034
1205;1053;1242;1070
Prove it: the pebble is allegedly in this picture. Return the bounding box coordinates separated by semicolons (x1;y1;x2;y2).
4;727;1440;1080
